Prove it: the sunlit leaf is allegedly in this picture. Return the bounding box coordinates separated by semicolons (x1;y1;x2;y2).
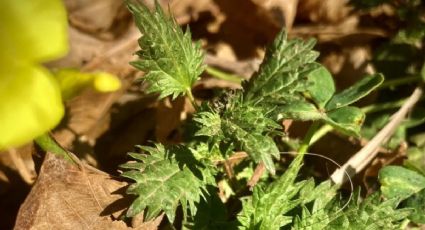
379;166;425;200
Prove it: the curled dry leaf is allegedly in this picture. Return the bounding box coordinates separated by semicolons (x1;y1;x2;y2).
14;153;162;230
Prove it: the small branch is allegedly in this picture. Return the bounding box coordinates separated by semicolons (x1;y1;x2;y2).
331;86;423;186
186;89;199;111
223;159;235;179
81;28;140;71
204;54;260;78
309;124;333;147
34;134;75;163
298;122;321;155
8;148;34;184
378;75;422;89
247;162;265;190
205;66;243;84
361;95;425;114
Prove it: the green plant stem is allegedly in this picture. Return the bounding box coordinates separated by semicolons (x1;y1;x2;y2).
205;66;243;84
34;134;74;163
361;95;425;113
379;75;422;89
309;124;333;147
298;122;321;155
186;89;199;111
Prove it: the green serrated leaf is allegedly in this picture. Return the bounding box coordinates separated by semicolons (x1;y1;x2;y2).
238;155;305;229
221;119;279;174
324;106;365;137
243;29;319;104
127;0;204;99
325;74;384;111
379;166;425;200
121;144;213;222
305;65;335;109
193;111;222;137
194;93;282;174
328;192;411;230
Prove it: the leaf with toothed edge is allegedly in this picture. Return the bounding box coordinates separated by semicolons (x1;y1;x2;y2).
127;0;204;99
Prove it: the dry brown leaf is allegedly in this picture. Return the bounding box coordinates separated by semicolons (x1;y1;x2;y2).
14;153;162;230
64;0;131;39
48;25;140;156
298;0;352;24
252;0;299;30
155;97;187;143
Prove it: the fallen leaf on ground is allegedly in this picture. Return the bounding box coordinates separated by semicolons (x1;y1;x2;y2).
14;153;162;230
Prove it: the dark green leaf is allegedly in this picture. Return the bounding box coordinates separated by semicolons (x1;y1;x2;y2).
121;144;213;222
403;189;425;224
277;100;324;121
305;66;335;109
243;29;319;104
325;74;384;111
324;106;365;137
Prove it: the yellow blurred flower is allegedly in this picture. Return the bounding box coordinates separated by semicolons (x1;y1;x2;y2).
0;0;121;150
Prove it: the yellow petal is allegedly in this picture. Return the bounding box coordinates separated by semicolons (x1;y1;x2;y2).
0;61;64;150
0;0;69;62
55;68;94;100
93;72;122;92
55;69;121;100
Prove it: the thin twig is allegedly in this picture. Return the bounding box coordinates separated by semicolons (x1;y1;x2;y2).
7;148;34;184
81;27;140;71
247;163;265;190
223;159;235;179
331;86;423;186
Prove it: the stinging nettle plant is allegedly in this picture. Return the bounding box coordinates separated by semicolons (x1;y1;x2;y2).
121;1;413;229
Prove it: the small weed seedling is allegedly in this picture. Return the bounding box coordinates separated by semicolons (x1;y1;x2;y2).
120;1;416;229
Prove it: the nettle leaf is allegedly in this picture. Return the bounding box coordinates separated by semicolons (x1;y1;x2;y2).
183;187;235;229
127;0;204;99
379;166;425;200
121;144;213;222
238;155;305;229
194;95;281;174
243;30;319;104
328;192;411;230
325;74;384;111
192;111;222;137
293;180;339;230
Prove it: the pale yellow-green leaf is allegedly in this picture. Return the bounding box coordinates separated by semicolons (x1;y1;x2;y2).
0;0;69;62
0;61;64;150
